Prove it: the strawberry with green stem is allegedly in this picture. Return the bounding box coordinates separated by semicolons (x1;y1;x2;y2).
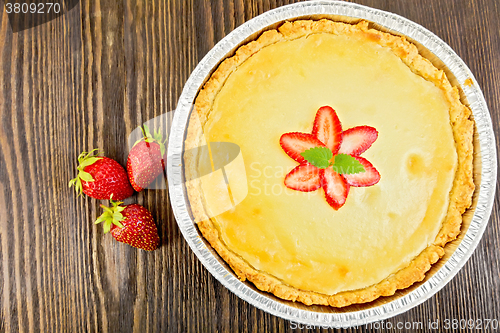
127;125;167;192
95;199;160;251
69;149;134;200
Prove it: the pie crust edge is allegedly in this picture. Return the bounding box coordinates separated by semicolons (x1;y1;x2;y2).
184;19;475;307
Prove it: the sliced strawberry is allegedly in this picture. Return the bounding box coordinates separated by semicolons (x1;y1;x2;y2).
280;132;326;163
321;168;349;210
343;156;381;187
338;126;378;156
312;106;343;154
284;164;321;192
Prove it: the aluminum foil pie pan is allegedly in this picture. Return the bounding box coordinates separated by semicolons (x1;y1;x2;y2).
167;0;497;327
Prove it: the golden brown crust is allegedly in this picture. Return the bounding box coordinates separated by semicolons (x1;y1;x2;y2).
184;19;475;307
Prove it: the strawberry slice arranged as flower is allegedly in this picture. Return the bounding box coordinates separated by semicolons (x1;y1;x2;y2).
279;133;326;164
321;168;350;210
343;156;380;187
338;126;378;156
284;164;322;192
280;106;380;210
312;106;343;154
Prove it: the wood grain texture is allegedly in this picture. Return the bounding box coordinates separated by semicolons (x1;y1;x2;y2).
0;0;499;332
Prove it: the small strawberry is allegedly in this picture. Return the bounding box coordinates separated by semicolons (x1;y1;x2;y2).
95;199;159;251
321;167;350;210
338;126;378;156
342;156;381;187
127;125;166;192
69;149;134;200
279;132;325;164
312;106;343;153
284;163;322;192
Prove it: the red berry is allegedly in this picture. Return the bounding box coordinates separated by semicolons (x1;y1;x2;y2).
127;126;166;192
95;200;159;251
69;149;134;200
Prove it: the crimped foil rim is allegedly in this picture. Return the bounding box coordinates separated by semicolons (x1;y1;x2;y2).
167;0;497;327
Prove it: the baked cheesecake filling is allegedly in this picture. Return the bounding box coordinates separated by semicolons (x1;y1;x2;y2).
199;32;457;294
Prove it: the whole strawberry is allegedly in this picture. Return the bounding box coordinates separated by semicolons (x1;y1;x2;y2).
69;149;134;200
127;125;166;192
95;199;159;251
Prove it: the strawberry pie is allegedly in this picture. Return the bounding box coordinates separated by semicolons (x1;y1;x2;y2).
184;19;474;307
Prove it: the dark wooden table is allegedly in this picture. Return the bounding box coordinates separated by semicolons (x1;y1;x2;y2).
1;0;499;332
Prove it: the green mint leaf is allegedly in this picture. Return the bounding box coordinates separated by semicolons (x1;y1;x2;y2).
300;147;333;169
331;154;365;175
